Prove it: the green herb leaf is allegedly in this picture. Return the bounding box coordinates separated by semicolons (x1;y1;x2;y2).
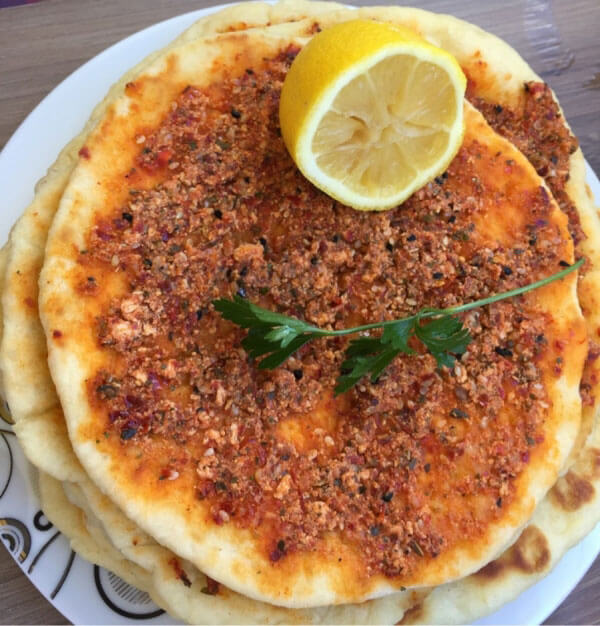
212;258;583;394
241;327;289;359
414;314;471;369
367;348;403;383
381;318;417;353
335;318;418;394
214;295;319;367
337;343;401;393
213;295;310;332
256;334;314;369
344;336;386;357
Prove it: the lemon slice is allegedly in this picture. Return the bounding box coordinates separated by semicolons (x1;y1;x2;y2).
279;19;467;210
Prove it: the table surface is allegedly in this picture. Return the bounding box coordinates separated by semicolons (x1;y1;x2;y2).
0;0;599;624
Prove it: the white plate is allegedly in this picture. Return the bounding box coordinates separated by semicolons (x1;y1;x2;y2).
0;4;599;624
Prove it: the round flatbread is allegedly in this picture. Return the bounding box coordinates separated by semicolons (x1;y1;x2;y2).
39;23;586;607
0;7;417;624
2;1;599;622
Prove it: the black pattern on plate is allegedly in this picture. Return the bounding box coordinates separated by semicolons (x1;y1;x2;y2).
0;516;31;562
50;550;76;599
33;509;53;531
27;530;60;573
94;565;165;619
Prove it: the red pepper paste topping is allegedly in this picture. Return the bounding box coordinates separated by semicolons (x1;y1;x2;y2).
201;576;220;596
85;50;569;579
169;557;192;588
469;82;582;244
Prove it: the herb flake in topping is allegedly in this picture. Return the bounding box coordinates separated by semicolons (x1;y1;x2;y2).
212;259;583;394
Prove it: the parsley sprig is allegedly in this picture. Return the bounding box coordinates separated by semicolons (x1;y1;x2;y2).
213;258;583;394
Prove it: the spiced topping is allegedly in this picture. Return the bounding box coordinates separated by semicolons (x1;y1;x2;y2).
86;54;564;580
470;82;582;244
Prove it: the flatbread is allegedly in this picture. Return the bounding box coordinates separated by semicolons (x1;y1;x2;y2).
0;6;414;624
0;1;598;622
37;471;153;592
0;28;178;482
63;473;418;625
38;22;586;608
0;244;9;407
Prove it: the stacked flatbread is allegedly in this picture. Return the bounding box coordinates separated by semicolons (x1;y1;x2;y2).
1;1;600;623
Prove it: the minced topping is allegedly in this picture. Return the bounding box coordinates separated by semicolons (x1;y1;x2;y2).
84;49;571;578
469;82;581;244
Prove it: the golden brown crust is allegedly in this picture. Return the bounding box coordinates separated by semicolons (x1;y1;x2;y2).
549;470;595;511
475;525;551;578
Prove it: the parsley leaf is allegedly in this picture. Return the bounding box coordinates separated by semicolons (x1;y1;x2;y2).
414;313;471;369
212;258;583;394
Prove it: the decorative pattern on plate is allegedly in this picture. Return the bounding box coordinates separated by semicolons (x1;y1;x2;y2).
94;566;165;620
0;516;30;563
0;429;14;498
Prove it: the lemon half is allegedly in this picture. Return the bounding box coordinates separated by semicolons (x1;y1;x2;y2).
279;19;467;210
